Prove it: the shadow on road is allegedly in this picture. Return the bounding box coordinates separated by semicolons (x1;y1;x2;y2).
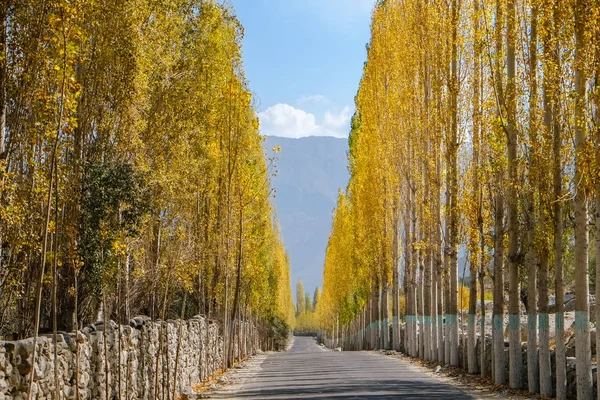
211;336;473;399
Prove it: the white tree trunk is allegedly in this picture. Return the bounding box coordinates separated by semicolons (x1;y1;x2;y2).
393;212;401;351
538;31;553;397
526;3;539;394
438;266;445;363
596;186;600;400
448;0;460;368
431;264;438;361
418;251;425;359
493;190;506;385
506;0;522;389
435;148;444;363
382;282;390;350
424;246;432;361
574;2;593;398
526;246;538;393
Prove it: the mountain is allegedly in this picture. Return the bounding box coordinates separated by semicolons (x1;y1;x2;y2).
264;136;349;298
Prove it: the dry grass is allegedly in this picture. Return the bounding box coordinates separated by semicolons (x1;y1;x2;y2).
191;368;225;394
191;356;250;394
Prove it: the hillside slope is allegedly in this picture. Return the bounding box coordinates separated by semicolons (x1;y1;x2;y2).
264;136;349;296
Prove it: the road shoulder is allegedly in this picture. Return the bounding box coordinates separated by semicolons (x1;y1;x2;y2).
374;350;541;399
199;352;269;399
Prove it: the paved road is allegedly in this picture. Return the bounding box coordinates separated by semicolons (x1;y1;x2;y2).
211;336;474;399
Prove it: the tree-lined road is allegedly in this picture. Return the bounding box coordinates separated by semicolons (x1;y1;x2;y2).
212;336;474;399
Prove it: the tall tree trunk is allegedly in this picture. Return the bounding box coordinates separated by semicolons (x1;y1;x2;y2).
382;279;390;349
491;0;506;387
372;281;380;350
545;2;567;398
537;241;550;396
431;151;439;361
435;147;444;363
406;186;415;356
444;121;452;365
229;194;244;366
574;1;593;398
468;254;478;374
492;185;506;385
431;241;438;361
448;0;460;368
506;0;523;389
430;244;437;361
336;314;340;349
362;307;366;351
411;192;419;358
418;247;424;359
526;3;539;393
594;18;600;399
437;236;444;363
539;7;554;396
421;7;433;361
479;237;486;379
596;177;600;400
223;270;229;369
553;104;566;399
424;230;432;361
468;0;481;375
392;209;401;351
444;232;451;362
367;292;373;349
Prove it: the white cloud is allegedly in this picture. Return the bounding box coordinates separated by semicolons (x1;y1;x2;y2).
297;94;331;105
259;103;352;138
324;106;352;130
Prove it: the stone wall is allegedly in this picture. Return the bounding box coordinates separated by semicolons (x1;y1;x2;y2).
0;316;259;400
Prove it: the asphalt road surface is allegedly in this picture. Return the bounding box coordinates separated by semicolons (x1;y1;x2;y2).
211;336;474;399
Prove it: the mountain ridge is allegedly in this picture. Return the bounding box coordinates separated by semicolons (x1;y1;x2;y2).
264;135;350;298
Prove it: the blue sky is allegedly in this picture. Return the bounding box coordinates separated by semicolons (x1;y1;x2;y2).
231;0;375;138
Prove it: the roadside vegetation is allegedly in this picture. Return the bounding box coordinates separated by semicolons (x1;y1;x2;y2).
0;0;295;370
316;1;600;399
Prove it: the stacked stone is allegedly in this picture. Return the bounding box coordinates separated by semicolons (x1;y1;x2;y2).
0;339;12;400
0;316;259;399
